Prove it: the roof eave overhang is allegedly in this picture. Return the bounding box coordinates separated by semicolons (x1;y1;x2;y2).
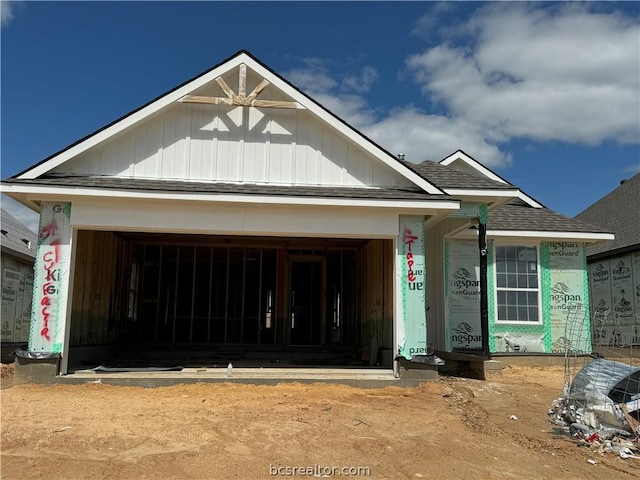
2;192;42;213
439;151;546;208
1;245;36;263
450;229;614;242
487;230;615;242
442;189;544;210
443;188;520;203
1;183;459;211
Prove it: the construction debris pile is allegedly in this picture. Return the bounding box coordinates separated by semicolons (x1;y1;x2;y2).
549;358;640;460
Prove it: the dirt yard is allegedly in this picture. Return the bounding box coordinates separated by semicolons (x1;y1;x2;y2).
1;364;638;480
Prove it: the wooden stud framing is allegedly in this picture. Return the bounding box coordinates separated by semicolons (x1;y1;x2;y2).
69;231;121;347
69;233;391;353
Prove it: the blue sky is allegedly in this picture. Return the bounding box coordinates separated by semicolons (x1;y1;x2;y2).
1;1;639;231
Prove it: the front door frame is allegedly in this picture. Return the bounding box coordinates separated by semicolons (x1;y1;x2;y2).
287;254;326;347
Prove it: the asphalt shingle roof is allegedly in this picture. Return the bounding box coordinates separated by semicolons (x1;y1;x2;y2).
409;160;516;190
488;203;613;234
404;160;610;235
574;173;640;257
3;176;450;202
1;208;37;259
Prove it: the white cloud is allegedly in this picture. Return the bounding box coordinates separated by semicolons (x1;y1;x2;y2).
313;92;377;129
410;1;458;38
285;68;337;95
1;0;23;28
286;62;512;165
284;62;378;127
406;3;640;146
341;66;379;94
362;107;511;167
1;195;39;233
283;4;638;169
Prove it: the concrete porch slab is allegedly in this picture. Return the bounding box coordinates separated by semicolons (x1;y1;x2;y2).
56;367;430;388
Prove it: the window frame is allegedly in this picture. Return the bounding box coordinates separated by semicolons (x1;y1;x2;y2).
493;241;543;325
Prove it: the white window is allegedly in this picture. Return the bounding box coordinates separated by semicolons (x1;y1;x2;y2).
494;245;541;323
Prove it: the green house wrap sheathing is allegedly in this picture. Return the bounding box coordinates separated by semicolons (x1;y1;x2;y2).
490;242;591;354
444;239;482;351
398;215;428;359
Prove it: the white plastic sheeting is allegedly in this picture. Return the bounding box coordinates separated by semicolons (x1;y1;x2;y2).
568;359;640;430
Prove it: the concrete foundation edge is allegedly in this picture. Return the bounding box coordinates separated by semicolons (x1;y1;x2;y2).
398;358;440;380
14;356;60;385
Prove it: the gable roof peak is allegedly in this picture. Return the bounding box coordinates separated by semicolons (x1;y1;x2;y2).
411;159;518;191
9;51;444;196
439;150;510;185
438;150;549;209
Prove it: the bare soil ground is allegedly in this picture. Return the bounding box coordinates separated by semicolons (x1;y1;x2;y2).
1;363;638;480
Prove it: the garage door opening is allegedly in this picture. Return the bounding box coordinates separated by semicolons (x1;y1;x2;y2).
66;232;394;373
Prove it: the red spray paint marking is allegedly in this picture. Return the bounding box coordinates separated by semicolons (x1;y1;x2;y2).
38;227;62;342
39;222;58;240
403;228;419;283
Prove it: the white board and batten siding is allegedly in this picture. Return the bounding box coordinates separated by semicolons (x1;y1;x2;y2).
53;104;411;189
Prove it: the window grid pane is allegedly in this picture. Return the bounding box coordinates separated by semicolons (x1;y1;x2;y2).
495;246;539;323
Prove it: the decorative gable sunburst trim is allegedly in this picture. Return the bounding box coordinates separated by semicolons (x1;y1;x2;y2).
180;63;302;109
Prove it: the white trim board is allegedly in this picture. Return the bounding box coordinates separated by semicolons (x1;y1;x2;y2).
442;188;520;198
487;230;614;241
447;229;613;242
